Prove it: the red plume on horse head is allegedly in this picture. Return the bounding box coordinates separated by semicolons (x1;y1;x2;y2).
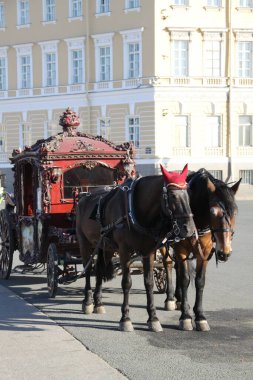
160;164;188;188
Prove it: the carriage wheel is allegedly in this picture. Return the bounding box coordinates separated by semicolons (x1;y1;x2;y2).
154;267;167;294
47;243;58;298
0;209;14;280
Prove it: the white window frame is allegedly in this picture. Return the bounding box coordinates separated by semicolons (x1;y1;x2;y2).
14;44;33;90
43;0;56;23
239;170;253;184
0;2;5;29
173;0;188;5
173;115;190;147
65;37;85;85
125;0;140;9
239;115;253;146
126;116;140;149
19;123;32;148
39;40;59;88
239;0;253;7
0;47;8;91
92;33;114;84
206;115;222;147
237;41;253;78
97;118;111;140
207;0;222;6
173;40;189;76
96;0;110;14
0;124;7;153
120;28;143;80
69;0;82;19
17;0;30;27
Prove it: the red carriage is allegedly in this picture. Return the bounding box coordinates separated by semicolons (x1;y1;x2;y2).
0;108;135;297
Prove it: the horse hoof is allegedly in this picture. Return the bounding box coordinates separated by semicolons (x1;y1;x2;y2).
179;319;193;331
195;320;210;332
164;300;176;311
176;302;181;310
119;320;134;332
94;305;106;314
82;303;94;314
148;320;163;332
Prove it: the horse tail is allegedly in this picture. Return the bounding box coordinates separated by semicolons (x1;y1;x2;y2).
96;247;115;282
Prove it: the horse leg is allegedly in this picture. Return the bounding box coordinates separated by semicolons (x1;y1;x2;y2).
162;250;176;311
93;270;106;314
193;258;210;331
174;260;182;310
119;252;134;332
177;258;193;331
143;254;163;332
82;265;94;314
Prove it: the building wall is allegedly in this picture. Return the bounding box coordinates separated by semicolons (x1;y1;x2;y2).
0;0;252;198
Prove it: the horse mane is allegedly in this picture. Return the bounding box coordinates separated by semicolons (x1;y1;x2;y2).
188;168;237;217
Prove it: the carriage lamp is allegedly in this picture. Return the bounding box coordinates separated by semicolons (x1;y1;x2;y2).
51;168;62;183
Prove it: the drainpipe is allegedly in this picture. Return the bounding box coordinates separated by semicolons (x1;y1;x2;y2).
227;0;233;182
85;0;91;132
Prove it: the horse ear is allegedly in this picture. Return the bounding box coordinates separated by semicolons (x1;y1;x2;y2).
230;178;242;195
181;164;188;182
207;178;216;193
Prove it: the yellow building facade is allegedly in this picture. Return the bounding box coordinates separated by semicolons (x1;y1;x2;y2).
0;0;253;193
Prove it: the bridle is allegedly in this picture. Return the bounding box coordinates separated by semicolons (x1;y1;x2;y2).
161;183;194;243
210;201;235;264
210;201;234;240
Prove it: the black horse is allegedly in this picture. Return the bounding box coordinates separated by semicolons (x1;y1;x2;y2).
160;168;241;331
76;164;196;332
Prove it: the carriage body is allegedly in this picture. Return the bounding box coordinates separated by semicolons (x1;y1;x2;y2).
0;109;135;289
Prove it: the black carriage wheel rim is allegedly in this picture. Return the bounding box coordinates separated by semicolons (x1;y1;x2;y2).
0;210;13;278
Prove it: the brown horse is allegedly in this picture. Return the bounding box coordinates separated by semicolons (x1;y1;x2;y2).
159;168;241;331
76;164;196;332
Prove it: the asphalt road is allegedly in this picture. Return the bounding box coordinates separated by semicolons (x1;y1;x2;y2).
1;200;253;380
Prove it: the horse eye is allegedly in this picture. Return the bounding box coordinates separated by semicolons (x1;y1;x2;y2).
210;207;218;216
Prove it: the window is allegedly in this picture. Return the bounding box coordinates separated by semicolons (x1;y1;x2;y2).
20;55;31;88
0;56;6;90
0;3;5;28
206;116;221;147
99;47;111;81
207;0;221;6
120;28;143;80
65;38;85;86
45;53;56;86
72;50;83;84
70;0;82;17
39;40;58;88
209;170;223;180
0;125;6;153
17;0;29;26
238;42;252;77
239;116;253;146
174;116;190;147
98;118;111;140
128;43;140;78
44;0;56;22
19;123;32;147
96;0;110;14
126;0;140;8
205;40;221;76
239;170;253;184
173;40;189;76
14;44;33;90
239;0;253;7
173;0;187;5
128;117;140;148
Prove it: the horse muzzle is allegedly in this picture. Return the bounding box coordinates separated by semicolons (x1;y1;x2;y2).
216;250;232;262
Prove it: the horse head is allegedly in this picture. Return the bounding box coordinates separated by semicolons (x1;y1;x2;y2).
207;177;241;262
160;164;196;241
